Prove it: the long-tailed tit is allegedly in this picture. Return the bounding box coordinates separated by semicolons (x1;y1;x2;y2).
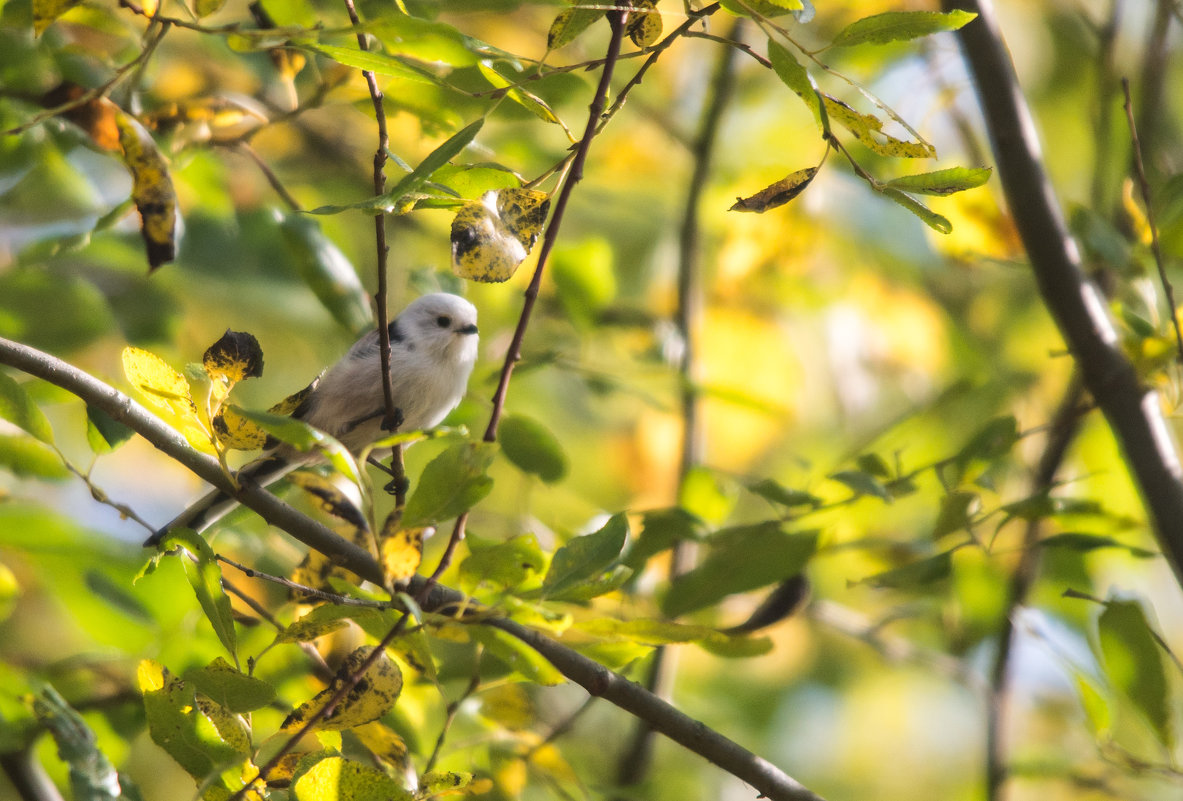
146;292;479;545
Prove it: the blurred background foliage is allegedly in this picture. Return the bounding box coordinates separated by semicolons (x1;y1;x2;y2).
2;0;1183;800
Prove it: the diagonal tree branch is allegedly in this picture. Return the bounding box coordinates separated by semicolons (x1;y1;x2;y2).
0;335;827;801
941;0;1183;586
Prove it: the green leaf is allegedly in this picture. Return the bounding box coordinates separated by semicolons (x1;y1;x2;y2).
884;167;992;196
85;404;134;454
478;61;563;125
460;533;545;590
0;372;54;444
541;513;629;600
932;490;979;539
499;414;568;483
1097;599;1173;749
402;440;497;528
661;523;817;617
829;469;891;501
277;211;373;334
746;478;822;510
879;187;953;234
161;528;237;658
766;40;826;132
1036;532;1156;558
622;507;707;570
307;43;436;83
1074;672;1112;737
679;466;736;525
823;95;935;159
470;626;564;685
183;657;276;713
31;684;137;801
855;550;953;589
542;564;633;603
33;0;84;35
832;10;977;48
0;434;69;479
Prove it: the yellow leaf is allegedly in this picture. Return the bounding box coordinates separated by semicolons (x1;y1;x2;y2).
281;646;403;732
379;512;424;586
478;684;534;731
115;111;177;269
451;188;550;283
291;755;411;801
203;329;264;386
122;347;208;450
822;95;934;159
137;658;167;693
730;166;818;213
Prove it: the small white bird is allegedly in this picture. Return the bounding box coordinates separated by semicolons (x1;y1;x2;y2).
146;293;479;545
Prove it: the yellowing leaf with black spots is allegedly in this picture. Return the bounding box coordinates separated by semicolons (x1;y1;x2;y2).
822;95;934;159
33;0;83;33
352;721;408;770
626;0;662;47
123;346;210;450
270;377;319;416
288;471;368;533
452;189;550;283
477;61;564;127
183;656;276;713
289;547;364;598
213;405;270;450
730;166;818;213
203;329;264;386
115;111;177;270
379;513;424;586
282;646;403;732
291;754;412;801
547;5;603;50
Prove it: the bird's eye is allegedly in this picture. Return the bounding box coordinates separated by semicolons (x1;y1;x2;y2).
436;315;452;328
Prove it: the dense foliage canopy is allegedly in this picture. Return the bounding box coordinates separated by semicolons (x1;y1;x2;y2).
3;1;1183;801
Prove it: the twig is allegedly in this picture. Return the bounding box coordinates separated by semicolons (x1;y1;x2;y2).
217;554;393;607
1121;77;1183;365
423;652;483;774
234;142;302;212
484;7;629;442
0;336;827;801
984;372;1085;801
340;0;406;498
941;0;1183;587
615;18;742;793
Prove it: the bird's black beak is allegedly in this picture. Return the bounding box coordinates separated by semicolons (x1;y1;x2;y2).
458;323;479;335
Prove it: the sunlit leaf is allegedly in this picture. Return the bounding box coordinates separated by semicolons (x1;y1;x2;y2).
0;434;68;479
212;404;270;450
470;626;564;685
766;40;826;132
829;469;891;501
1073;672;1112;737
183;657;276;713
230;406;359;483
478;61;564;125
541;513;628;600
379;513;424;586
161;528;237;658
352;722;409;770
730;167;818;213
547;5;604;50
403;441;497;528
114;111;177;270
452;188;551;282
932;490;979;539
282;646;403;732
291;753;412;801
0;372;54;444
203;329;264;401
832;10;977;48
822;95;935;158
884;167;992;196
122;346;204;441
1097;599;1173;749
662;524;817;617
499;414;568;483
306;43;435;83
679;466;735;525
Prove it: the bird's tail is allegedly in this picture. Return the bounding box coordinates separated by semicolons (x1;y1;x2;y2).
144;454;296;546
